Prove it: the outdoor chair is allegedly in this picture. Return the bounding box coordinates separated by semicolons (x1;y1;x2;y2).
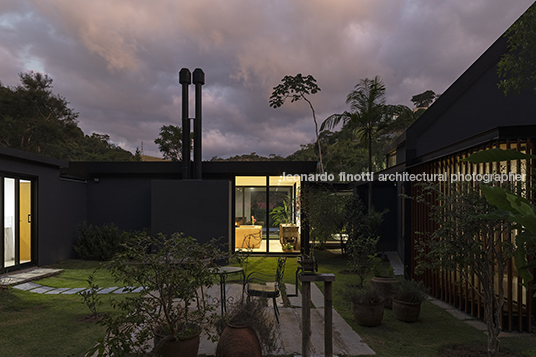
245;256;287;323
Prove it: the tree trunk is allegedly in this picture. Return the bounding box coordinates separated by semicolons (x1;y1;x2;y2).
367;130;372;213
305;97;324;174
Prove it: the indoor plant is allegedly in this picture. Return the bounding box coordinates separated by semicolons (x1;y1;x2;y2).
85;232;229;357
392;278;428;323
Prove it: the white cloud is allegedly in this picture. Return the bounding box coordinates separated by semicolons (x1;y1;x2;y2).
0;0;532;159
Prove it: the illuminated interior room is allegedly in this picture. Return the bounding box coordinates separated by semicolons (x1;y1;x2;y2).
234;175;301;254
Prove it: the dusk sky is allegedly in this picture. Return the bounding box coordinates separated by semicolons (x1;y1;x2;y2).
0;0;533;160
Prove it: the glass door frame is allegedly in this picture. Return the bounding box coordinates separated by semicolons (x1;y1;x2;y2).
1;173;37;273
233;175;300;254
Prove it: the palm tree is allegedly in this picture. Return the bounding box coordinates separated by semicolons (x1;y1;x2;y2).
321;76;412;211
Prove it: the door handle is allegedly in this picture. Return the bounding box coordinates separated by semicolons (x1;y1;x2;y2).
28;214;31;223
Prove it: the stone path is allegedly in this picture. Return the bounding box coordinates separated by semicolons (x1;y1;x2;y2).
196;283;375;356
0;267;64;287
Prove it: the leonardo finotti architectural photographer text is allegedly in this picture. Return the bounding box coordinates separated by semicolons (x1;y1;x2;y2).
282;172;526;183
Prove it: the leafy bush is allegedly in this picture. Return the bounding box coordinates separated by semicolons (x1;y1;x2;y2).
346;236;379;288
342;283;384;306
393;279;428;304
74;222;132;261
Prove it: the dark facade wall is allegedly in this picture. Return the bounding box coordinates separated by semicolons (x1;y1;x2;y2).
355;182;398;252
151;180;232;246
0;153;86;266
39;178;87;265
412;57;536;160
86;177;152;232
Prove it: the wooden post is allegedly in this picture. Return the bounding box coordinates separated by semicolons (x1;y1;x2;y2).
302;280;311;357
299;273;335;357
325;280;333;357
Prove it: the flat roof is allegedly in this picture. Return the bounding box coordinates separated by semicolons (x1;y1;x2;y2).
61;160;318;180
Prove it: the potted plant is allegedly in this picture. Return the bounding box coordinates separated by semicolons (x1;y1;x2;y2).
370;255;398;308
345;283;384;327
85;232;229;357
392;279;428;323
215;299;279;357
346;236;379;288
282;242;294;252
270;197;300;249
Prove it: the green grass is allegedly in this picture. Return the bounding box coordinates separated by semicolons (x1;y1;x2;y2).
2;254;536;356
0;288;109;357
312;250;536;357
37;260;120;288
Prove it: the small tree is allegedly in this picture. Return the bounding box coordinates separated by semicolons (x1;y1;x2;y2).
269;74;324;173
303;187;348;247
154;124;186;161
415;183;514;357
410;90;437;108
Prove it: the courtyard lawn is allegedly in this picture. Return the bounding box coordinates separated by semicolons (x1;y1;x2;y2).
1;253;535;356
0;288;109;357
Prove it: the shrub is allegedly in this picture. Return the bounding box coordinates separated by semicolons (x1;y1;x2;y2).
393;279;428;304
74;222;131;261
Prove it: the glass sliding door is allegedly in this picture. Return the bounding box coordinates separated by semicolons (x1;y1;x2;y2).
19;180;32;263
235;177;267;252
4;178;15;268
235;175;301;254
3;176;34;271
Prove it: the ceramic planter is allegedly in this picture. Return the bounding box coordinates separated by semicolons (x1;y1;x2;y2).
154;329;201;357
216;324;262;357
392;299;421;323
371;276;398;309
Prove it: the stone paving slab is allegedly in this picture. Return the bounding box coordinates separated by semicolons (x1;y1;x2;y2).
0;276;26;285
13;282;42;291
97;287;119;294
45;287;71;294
445;308;473;320
61;287;86;295
385;251;404;276
310;282;325;308
31;286;55;294
279;307;374;356
112;286;143;294
286;283;302;307
0;268;64;286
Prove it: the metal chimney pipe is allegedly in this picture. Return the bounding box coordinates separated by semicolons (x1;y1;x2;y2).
193;68;205;180
179;68;191;179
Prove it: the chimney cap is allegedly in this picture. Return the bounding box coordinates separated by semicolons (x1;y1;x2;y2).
179;68;191;84
193;68;205;85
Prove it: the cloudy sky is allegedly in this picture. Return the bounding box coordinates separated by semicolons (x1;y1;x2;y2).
0;0;533;159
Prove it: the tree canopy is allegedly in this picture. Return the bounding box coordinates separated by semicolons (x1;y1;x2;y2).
269;74;325;173
154;125;185;161
0;71;138;161
410;90;437;108
498;2;536;95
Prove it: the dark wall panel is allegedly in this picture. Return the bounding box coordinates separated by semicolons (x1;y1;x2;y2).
86;177;152;231
355;182;398;252
39;178;87;265
0;154;86;266
151;180;231;246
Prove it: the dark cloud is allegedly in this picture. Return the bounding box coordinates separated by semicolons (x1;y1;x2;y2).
0;0;533;159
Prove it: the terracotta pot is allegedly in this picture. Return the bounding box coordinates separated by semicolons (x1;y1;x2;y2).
216;324;262;357
352;301;384;327
392;299;421;323
371;276;398;309
154;329;201;357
